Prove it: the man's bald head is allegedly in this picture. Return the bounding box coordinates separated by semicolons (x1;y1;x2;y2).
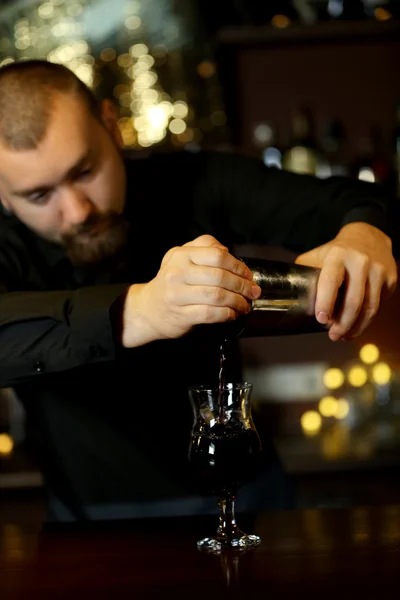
0;59;100;151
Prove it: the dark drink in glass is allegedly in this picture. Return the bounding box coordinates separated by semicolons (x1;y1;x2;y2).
188;381;262;552
190;425;262;497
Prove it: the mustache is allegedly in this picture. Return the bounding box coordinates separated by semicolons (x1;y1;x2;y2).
62;211;123;241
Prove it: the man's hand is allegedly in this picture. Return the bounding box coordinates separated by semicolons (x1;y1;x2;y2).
122;235;261;348
295;222;398;341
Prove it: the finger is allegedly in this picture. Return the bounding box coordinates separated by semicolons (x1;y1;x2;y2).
183;235;228;251
184;246;255;282
184;264;259;300
184;304;241;326
385;264;398;298
342;266;385;340
177;284;251;314
315;255;346;325
328;260;369;341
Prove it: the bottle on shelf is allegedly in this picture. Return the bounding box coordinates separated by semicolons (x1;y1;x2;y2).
282;107;321;176
351;126;391;186
320;118;349;178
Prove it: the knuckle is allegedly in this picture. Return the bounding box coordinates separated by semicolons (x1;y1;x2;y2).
372;261;385;279
214;287;226;303
212;267;224;286
164;268;180;286
327;245;346;261
234;260;247;276
162;246;179;263
320;270;342;286
201;305;214;323
203;286;224;303
346;296;362;313
357;253;370;271
210;247;225;265
241;279;251;296
198;234;217;246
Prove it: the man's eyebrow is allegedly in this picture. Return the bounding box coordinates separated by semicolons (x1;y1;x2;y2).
12;150;93;198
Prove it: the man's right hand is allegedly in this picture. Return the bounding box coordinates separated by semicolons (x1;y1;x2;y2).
121;235;261;348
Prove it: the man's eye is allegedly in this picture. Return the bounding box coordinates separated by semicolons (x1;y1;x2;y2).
30;191;51;204
77;168;92;179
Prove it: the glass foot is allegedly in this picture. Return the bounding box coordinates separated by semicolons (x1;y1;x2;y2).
197;531;261;552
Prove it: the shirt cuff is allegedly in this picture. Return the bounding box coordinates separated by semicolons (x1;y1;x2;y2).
69;284;130;363
340;205;388;235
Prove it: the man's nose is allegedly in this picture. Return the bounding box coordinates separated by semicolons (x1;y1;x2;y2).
61;186;93;225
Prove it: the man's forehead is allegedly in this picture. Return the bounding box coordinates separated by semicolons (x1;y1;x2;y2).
0;142;93;193
0;152;18;187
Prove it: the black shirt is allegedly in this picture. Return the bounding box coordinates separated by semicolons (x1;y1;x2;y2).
0;149;396;517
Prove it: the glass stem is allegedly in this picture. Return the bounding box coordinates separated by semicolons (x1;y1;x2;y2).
217;493;238;540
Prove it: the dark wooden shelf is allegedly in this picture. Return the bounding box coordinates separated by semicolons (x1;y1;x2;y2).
217;18;400;47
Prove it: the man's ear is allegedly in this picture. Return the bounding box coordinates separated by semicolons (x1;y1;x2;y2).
100;99;124;149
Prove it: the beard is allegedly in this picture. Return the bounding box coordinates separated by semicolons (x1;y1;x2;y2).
61;211;131;268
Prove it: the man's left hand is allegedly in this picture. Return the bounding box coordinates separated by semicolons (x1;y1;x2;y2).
295;222;398;341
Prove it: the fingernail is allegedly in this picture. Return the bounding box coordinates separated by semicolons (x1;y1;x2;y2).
245;268;253;280
329;333;340;341
251;284;261;299
317;311;329;324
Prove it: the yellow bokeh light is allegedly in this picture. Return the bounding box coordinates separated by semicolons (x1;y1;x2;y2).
0;434;14;456
173;101;189;119
335;398;350;420
348;366;368;388
38;2;54;19
359;344;379;365
375;7;392;21
372;363;392;386
318;396;338;418
67;3;84;18
169;118;187;135
74;64;93;87
177;128;194;144
323;368;345;390
197;60;215;79
117;53;133;68
138;54;155;69
301;411;322;437
146;105;169;130
99;48;116;62
125;16;142;30
322;424;349;460
129;43;148;58
124;0;140;14
271;14;291;28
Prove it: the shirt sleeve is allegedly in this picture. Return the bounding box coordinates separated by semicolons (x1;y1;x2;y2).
185;150;395;254
0;269;129;387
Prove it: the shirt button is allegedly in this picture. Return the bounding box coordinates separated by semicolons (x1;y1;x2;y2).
91;345;103;358
33;361;45;373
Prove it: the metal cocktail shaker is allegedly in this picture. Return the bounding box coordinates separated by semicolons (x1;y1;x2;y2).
237;257;325;337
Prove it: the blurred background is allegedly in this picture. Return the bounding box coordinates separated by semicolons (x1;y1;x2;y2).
1;0;400;521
